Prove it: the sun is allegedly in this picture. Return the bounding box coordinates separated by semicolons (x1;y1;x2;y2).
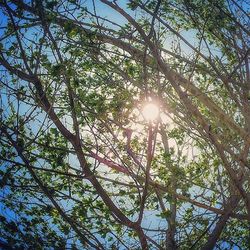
142;103;159;121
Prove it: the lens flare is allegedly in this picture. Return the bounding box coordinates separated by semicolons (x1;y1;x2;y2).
142;103;159;121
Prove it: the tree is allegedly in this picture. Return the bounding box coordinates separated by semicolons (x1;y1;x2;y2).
0;0;249;249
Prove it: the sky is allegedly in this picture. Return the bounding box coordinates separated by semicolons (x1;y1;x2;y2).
0;0;248;249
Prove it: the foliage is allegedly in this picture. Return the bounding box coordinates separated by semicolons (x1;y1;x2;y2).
0;0;249;249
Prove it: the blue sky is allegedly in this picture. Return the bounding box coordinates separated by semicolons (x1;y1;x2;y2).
0;0;249;249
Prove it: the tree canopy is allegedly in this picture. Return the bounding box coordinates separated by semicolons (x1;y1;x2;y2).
0;0;250;249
